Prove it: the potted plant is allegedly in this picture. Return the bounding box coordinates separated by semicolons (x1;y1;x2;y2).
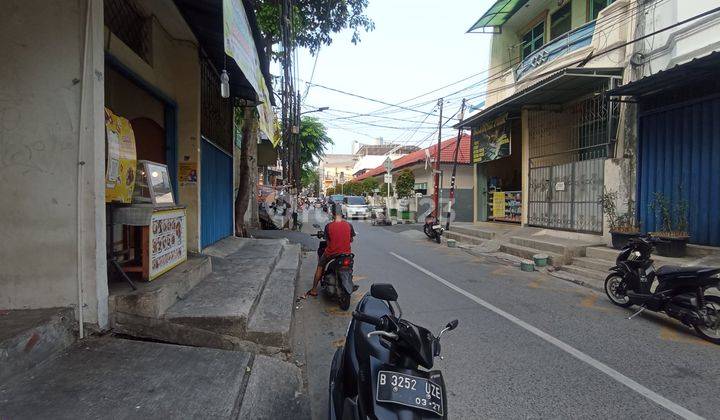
395;169;415;218
649;191;690;257
601;189;640;249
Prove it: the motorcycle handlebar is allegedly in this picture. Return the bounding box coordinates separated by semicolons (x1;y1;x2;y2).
352;311;383;328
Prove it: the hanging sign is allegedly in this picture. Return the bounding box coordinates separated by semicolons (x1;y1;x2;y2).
149;209;187;280
104;108;137;203
384;174;393;184
471;114;511;164
223;0;276;143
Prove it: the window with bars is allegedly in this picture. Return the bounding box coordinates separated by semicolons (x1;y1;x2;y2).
104;0;152;64
201;57;233;154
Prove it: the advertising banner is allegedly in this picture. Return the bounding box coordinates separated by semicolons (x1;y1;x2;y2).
223;0;276;143
492;192;506;218
105;108;137;203
149;209;187;280
471;114;511;164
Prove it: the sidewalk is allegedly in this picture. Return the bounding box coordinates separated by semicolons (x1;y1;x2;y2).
1;235;309;419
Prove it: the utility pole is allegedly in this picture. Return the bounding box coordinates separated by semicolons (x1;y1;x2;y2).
445;99;466;231
280;0;290;187
433;98;443;219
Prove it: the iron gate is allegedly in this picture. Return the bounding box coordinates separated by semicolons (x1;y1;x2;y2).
527;92;618;233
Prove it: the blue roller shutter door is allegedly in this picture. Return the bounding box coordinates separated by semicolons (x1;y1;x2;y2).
201;138;233;248
638;96;720;246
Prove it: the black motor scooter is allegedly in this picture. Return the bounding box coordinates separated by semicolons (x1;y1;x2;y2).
312;227;356;310
605;235;720;344
329;283;458;419
423;215;443;244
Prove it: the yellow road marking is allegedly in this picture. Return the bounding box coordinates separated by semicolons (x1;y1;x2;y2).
331;338;346;348
325;307;352;317
577;294;613;312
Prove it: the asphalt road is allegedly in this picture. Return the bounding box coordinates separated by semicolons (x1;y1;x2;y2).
291;209;720;420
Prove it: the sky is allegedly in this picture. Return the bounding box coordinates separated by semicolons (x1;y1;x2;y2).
291;0;494;155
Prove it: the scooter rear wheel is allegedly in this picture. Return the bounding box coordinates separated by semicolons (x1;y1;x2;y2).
435;233;441;244
604;274;633;308
693;295;720;344
338;291;350;311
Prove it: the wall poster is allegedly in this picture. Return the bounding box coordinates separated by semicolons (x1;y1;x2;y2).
105;108;137;203
149;208;187;280
471;113;511;164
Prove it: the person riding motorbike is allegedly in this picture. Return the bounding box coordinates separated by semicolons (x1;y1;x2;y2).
307;204;355;297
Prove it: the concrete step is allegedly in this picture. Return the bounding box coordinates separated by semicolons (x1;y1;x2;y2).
585;246;619;262
450;225;495;240
499;243;564;266
444;230;486;245
0;337;253;419
0;307;75;383
246;244;301;348
238;354;309;419
572;257;613;272
560;264;607;282
110;255;212;319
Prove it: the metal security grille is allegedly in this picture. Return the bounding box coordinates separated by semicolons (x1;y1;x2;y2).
527;92;618;233
104;0;152;64
201;57;233;154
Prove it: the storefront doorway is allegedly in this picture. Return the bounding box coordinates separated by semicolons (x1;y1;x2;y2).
200;138;233;248
474;114;522;224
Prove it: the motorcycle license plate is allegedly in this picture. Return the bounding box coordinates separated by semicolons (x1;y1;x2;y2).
376;370;444;416
432;225;441;229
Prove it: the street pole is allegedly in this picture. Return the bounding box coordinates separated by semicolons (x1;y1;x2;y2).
445;99;466;231
433;98;443;220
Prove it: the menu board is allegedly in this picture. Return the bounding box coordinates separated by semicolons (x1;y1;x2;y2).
471;114;511;164
149;209;187;280
104;108;137;203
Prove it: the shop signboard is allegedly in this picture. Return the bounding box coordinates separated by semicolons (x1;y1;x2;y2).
104;108;137;203
492;192;506;218
471;114;511;164
149;209;187;280
223;0;276;143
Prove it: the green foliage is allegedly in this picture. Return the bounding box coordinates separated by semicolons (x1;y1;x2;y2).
301;165;319;195
326;186;335;195
255;0;375;59
339;177;381;196
395;169;415;198
299;116;333;167
650;189;689;236
601;188;639;233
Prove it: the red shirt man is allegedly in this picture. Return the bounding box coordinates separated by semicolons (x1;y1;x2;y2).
308;205;355;297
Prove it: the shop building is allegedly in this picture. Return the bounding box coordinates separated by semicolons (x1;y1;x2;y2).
0;0;273;331
607;1;720;246
459;0;636;236
354;135;475;222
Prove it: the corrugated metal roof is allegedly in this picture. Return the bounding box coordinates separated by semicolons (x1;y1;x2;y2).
457;67;623;128
607;51;720;98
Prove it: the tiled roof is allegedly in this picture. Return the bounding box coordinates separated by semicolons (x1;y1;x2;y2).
354;134;471;181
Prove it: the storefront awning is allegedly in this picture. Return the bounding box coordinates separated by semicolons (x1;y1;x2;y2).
457;67;623;128
467;0;530;34
607;51;720;98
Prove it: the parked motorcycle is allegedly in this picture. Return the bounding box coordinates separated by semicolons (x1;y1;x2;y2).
312;226;356;310
604;235;720;344
329;283;458;419
423;215;443;244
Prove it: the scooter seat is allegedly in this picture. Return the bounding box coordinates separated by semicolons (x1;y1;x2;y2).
656;265;720;279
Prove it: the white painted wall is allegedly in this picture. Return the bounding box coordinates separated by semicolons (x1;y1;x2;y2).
0;0;107;328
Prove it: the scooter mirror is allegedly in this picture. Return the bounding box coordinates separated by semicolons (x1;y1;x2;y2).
370;283;398;302
446;319;459;331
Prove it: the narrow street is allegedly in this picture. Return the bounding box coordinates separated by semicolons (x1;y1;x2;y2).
293;209;720;419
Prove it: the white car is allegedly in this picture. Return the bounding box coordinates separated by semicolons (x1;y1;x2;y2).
342;196;370;219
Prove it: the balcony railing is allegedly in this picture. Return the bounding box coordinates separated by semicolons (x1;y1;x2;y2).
516;20;596;81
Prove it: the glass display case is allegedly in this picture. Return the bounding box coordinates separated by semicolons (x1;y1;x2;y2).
133;160;175;206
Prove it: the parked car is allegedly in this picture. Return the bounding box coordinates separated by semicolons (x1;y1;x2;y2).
342;196;370;219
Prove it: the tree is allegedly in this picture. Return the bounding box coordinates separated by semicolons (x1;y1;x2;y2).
255;0;374;69
299;116;333;167
395;169;415;198
301;165;319;195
